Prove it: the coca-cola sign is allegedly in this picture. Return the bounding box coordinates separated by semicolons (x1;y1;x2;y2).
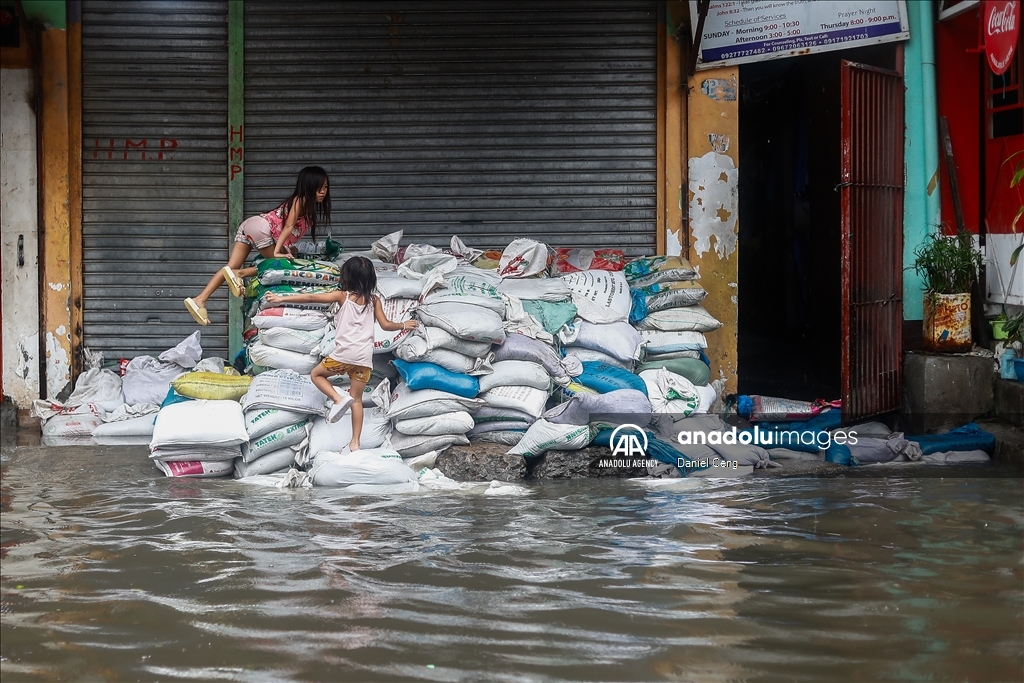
985;0;1019;75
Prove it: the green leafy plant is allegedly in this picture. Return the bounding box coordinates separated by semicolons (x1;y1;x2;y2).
912;229;984;296
1002;311;1024;352
1004;150;1024;267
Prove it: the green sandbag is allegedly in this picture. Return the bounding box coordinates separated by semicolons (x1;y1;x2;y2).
522;299;578;335
637;357;710;386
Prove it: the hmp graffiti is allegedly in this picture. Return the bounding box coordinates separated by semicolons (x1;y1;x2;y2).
91;138;178;160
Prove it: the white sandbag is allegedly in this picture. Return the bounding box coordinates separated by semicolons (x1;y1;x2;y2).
243;369;328;416
469;419;534;435
695;383;717;414
158;331;202;368
479;385;550;419
122;356;186;406
559;320;643;363
258;325;328;355
310;448;416;486
92;414;155;437
251;307;330;331
150;445;241;462
394;324;493;358
497;277;572;302
449;236;484;265
243;421;309;462
245;407;309;440
389;431;470;457
448;264;503;285
103;402;160;423
639;368;700;416
477;361;551;394
498;238;549;278
385;383;485;420
371;229;403;261
308;408;390;454
151;399;249;448
563;348;632;371
375;274;428;300
374;297;418;354
472;405;537;424
639;330;708;355
393;411;475;436
920;449;991;464
247;340;320;374
492;332;573;382
393;343;494;376
508;419;596;457
635;305;723;332
561;270;631;323
416;302;506;343
422;275;505;315
41;409;104;438
397;252;458;280
67;368;124;413
543;389;653;427
234;447;297;477
154;459;233;478
472;430;526;446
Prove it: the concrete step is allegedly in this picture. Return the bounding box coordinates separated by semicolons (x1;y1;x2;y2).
977;418;1024;462
994;378;1023;430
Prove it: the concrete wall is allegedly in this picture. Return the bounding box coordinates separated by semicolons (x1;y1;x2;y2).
1;68;41;407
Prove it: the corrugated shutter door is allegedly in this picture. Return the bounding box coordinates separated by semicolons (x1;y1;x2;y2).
82;0;228;360
244;1;657;254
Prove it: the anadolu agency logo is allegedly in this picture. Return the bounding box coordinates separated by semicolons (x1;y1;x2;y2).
594;424;660;469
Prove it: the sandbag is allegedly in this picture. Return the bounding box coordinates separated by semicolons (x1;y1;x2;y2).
375;274;427;300
521;300;578;335
561;270;631;323
543;389;653;427
421;274;505;314
389;430;470;457
497;277;572;302
150;445;241;462
258;325;329;355
623;255;698;287
243;421;309;462
122;356;187;406
307;406;390;454
394;343;493;376
564;348;632;372
508;419;596;457
636;304;721;332
151;399;248;448
154;459;234;478
498;238;550;278
252;284;335;313
468;419;534;435
67;368;124;413
41;408;104;438
641;281;708;311
416;302;506;343
393;411;475;436
374;297;418;353
310;448;416;487
247;340;320;374
92;414;155;437
394;324;493;358
477;360;550;394
244;407;308;440
639;368;701;416
471;430;526;446
256;257;340;286
171;372;252;401
492;333;570;382
637;358;710;386
385;383;485;420
392;359;479;398
472;405;537;425
234;447;297;477
552;248;626;274
158;331;203;368
639;330;708;355
575;361;648;395
251;307;330;331
560;320;643;363
479;385;550;419
243;369;329;416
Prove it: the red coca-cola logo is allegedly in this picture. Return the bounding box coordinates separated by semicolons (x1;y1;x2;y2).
985;0;1020;75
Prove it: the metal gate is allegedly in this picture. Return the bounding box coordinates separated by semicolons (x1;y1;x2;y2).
243;0;657;253
82;0;228;360
839;61;904;423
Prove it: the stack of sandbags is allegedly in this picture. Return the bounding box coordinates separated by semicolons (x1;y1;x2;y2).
149;399;248;478
237;406;310;478
245;258;339;373
385;381;484;458
560;320;644;372
467;359;553;446
306;379;394;457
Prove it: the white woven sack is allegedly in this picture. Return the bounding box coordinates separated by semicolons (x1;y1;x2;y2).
251;307;330;331
636;305;722;332
560;320;643;363
248;340;320;374
480;385;550;419
508;419;596;457
563;348;632;371
310;448;416;487
498;238;549;278
308;408;390;454
639;330;708;355
150;399;248;448
149;445;241;462
375;274;427;300
389;431;469;457
497;277;572;302
560;270;631;324
374;297;418;354
244;407;308;440
258;326;328;354
243;421;309;462
393;411;474;436
472;430;525;446
92;414;155;438
394;345;493;375
385;383;485;420
234;446;297;478
639;368;701;416
242;369;328;416
395;324;493;357
477;361;550;394
416;302;506;343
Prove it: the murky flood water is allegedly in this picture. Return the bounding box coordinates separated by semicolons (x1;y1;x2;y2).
2;444;1022;682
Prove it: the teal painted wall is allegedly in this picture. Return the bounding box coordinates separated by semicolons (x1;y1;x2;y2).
21;0;66;30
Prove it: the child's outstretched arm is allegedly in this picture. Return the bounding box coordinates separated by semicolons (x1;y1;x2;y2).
266;290;345;306
272;197;304;258
374;296;418;332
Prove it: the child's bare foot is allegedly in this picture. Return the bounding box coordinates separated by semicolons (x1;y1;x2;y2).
348;440;360;453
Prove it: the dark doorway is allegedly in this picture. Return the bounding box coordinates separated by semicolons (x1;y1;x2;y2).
737;46;898;401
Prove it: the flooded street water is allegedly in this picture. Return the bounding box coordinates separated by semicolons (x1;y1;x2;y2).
2;444;1022;682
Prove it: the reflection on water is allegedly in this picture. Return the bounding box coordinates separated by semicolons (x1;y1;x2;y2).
2;445;1022;682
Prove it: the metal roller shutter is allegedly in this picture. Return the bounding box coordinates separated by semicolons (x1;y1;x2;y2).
82;0;228;360
244;0;657;254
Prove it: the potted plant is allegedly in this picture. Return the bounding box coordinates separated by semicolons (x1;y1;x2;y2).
912;229;984;352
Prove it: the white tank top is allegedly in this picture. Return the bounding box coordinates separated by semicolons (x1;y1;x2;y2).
328;294;375;369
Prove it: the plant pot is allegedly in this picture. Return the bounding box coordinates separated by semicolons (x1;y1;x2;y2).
923;292;972;352
1014;357;1024;383
990;319;1009;340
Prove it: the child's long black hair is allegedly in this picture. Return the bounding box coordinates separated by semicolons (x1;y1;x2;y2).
340;256;376;306
279;166;331;241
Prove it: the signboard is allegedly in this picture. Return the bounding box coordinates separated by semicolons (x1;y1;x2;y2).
691;1;910;70
984;0;1019;74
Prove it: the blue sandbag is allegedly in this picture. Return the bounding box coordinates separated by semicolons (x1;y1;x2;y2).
577;361;648;396
908;423;996;455
391;359;480;398
825;443;854;465
628;288;648;324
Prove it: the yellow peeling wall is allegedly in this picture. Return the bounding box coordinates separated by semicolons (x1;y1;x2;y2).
686;67;739;394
